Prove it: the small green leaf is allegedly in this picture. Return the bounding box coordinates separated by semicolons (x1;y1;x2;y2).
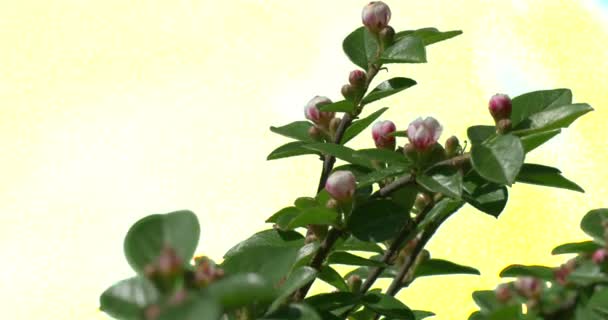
417;165;463;199
414;259;480;278
334;236;384;254
287;207;339;229
413;310;436;320
467;125;496;145
516;164;583;192
294;197;318;209
268;267;318;313
305;292;360;311
519;129;560;153
463;172;508;218
355;148;412;166
270;121;315;142
515;103;593;132
552;241;601;255
267;141;318;160
318;266;349;292
357;166;408;188
124;210;200;274
262;303;323;320
348;199;410;242
266;206;301;230
319;100;356;113
99;277;160;320
157;295;221;320
418;198;465;230
583;288;608;320
471;134;525;185
327;251;386;267
472;290;500;313
581;208;608;243
291;242;320;270
343;27;380;69
511;89;572;128
362;292;415;319
207;273;277;309
342;107;389;144
380;35;427;64
499;264;554;280
362;77;417;105
303;143;373;168
567;260;607;286
395;28;463;46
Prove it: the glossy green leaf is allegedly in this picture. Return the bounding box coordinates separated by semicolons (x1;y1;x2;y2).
305;292;360;311
268;267;318;313
362;292;415;319
467;125;496;145
516;163;583;192
515;103;593;132
291;242;320;271
267;141;318;160
262;304;323;320
567;260;607;286
395;28;463;46
357;166;408;188
318;266;349;292
335;236;384;254
418;198;465;230
471;134;525;185
287;207;339;229
511;89;572;128
327;251;386;267
362;77;417;105
270;121;315;142
266;207;301;230
319;100;356;113
207;273;276;309
355;148;412;166
380;35;427;64
157;296;221;320
414;259;480;278
349;199;410;242
294;197;318;209
99;277;160;320
343;27;380;69
472;290;501;313
463;173;508;218
581;288;608;320
124;210;200;274
417;165;463;199
389;184;420;212
552;241;602;255
342;107;389;144
519;129;560;153
303;143;372;168
499;264;554;280
413;310;436;320
581;208;608;243
345;265;396;281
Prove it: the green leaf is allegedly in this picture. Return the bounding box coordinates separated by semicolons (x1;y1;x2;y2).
519;129;560;153
345;265;396;281
511;89;572;128
267;141;318;160
267;207;301;230
343;27;380;69
380;35;427;64
99;277;160;320
342;107;389;144
467;125;496;145
348;199;410;242
318;266;349;292
270;121;315;142
516;164;583;192
124;210;200;274
418;198;465;230
207;273;276;309
515;103;593;132
583;288;608;320
581;209;608;243
355;148;412;166
291;242;320;271
319;100;356;113
413;310;436;320
327;251;386;267
157;295;221;320
362;292;415;319
395;28;463;46
389;184;420;212
362;77;417;105
499;265;554;280
305;292;360;311
268;267;318;313
471;134;525;185
303;143;372;168
335;236;384;254
463;172;508;218
567;260;607;286
414;259;480;278
417;165;463;199
472;290;501;313
552;241;602;255
294;197;318;209
222;229;304;285
357;166;408;188
263;304;323;320
287;207;339;229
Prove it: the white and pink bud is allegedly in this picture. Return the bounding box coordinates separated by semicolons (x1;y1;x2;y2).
372;120;397;150
514;277;542;298
407;117;443;151
495;283;512;303
592;248;608;264
325;171;357;202
489;94;512;122
304;96;335;127
349;70;367;88
362;1;392;33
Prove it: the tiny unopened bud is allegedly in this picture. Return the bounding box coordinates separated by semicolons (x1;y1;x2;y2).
308;126;322;141
157;247;183;277
347;275;362;293
489;94;512;122
379;26;395;47
403;143;417;159
329;117;342;138
325;171;357;202
515;277;542;298
305;233;318;244
554;264;572;286
362;1;391;33
341;84;356;101
413;192;432;213
592;248;608;264
309;224;329;240
304;96;335;127
326;198;340;210
496;118;512;135
407;117;443;151
495;283;512;303
349;70;367;88
445;136;460;158
144;304;161;320
372;120;397;150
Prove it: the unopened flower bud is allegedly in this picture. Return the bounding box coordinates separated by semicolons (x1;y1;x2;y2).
157;246;183;277
341;84;356;101
308;224;329;240
347;275;362;293
403;143;417;159
407;117;443;151
326;198;340;210
304;96;334;127
413;192;432;213
308;126;322;141
445;136;460;158
305;233;318;244
514;277;542;298
144;304;161;320
592;248;608;264
325;171;357;202
329;117;342;138
554;264;573;286
379;26;395;47
495;283;512;303
371;120;397;150
489;94;512;122
496;118;512;135
349;70;367;88
362;1;391;33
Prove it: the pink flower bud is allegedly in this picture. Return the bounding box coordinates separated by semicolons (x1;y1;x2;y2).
349;70;367;88
489;94;512;122
407;117;443;151
495;283;512;303
372;120;397;150
592;248;608;264
157;246;182;276
325;171;356;202
304;96;334;127
514;277;542;298
362;1;391;33
554;264;572;286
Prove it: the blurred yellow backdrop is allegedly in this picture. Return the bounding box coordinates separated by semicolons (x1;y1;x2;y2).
0;0;607;319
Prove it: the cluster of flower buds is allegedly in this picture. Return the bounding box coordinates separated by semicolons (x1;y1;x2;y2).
144;246;184;283
592;248;608;265
554;258;577;286
488;94;513;134
193;256;225;288
305;96;336;140
372;120;397;150
514;277;543;299
406;117;443;152
494;283;513;303
325;171;357;203
361;2;395;47
342;69;368;103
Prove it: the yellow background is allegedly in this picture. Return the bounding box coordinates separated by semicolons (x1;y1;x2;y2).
1;0;607;319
